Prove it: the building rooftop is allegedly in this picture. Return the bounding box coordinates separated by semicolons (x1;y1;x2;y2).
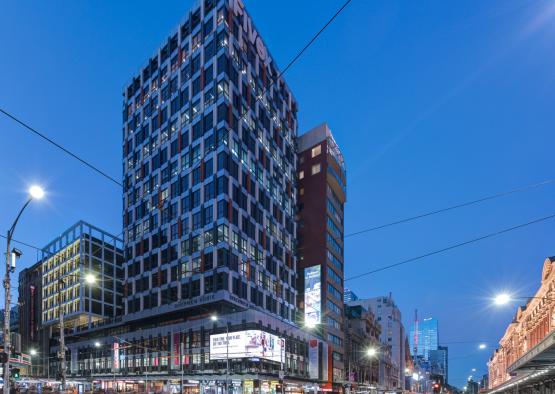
41;220;123;258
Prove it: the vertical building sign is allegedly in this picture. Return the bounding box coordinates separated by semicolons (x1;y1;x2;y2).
29;285;35;341
113;342;119;371
304;265;322;325
172;333;180;369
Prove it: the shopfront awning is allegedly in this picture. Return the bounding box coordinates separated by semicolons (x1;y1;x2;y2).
508;332;555;373
488;367;555;394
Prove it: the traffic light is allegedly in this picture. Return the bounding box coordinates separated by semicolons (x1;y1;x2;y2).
11;368;20;379
432;383;441;393
0;352;8;364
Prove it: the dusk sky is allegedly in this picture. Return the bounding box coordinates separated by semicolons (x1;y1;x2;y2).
2;0;555;387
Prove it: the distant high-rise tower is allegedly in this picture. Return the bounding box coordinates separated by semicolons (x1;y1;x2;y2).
344;287;358;303
410;317;439;360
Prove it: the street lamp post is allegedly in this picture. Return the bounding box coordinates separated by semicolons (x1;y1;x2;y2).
3;185;44;394
58;273;97;391
211;314;230;394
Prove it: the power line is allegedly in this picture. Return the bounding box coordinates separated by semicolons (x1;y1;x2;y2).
0;233;46;252
271;0;352;82
0;108;122;187
345;212;555;281
345;178;555;238
0;229;124;255
234;0;352;126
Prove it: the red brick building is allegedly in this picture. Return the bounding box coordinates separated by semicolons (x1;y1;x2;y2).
297;123;347;386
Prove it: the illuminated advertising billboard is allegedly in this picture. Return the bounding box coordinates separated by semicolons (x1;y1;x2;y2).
209;330;284;363
304;265;321;325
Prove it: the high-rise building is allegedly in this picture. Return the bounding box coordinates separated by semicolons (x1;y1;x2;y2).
48;1;327;391
348;295;408;390
122;0;297;329
344;287;358;303
410;317;438;360
297;123;347;384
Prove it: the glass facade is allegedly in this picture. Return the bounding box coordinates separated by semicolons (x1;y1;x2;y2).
409;317;439;360
122;0;298;322
40;221;124;327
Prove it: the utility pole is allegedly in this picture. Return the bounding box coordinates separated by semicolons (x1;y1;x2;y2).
180;342;184;394
59;278;67;391
225;324;229;394
3;230;13;394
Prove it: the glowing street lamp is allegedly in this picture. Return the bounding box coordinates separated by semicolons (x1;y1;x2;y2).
85;273;97;285
29;185;45;200
94;341;101;348
494;293;512;306
366;347;378;358
29;349;37;356
304;319;317;329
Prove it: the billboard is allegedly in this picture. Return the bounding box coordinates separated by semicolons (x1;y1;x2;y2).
308;339;319;379
210;330;284;363
304;265;321;325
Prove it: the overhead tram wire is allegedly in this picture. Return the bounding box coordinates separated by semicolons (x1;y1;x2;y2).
345;178;555;239
345;212;555;282
0;108;122;187
0;229;125;255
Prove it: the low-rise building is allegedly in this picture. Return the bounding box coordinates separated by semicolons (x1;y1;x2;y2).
38;221;124;376
348;295;408;390
344;304;381;390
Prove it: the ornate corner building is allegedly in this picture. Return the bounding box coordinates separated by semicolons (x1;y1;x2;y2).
488;257;555;394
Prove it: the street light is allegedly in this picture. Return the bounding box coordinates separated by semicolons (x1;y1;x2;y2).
493;292;555;306
94;341;101;348
29;185;45;200
494;293;512;306
3;185;45;394
29;349;37;356
85;273;97;284
304;319;317;329
366;347;378;358
210;314;230;394
58;272;98;391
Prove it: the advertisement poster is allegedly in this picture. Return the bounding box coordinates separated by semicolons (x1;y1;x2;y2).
210;330;284;363
304;265;321;325
308;339;319;379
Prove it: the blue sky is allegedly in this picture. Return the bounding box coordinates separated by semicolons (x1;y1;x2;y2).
2;0;555;387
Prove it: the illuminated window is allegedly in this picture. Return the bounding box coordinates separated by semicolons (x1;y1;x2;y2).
311;144;321;158
311;163;321;175
299;170;304;180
